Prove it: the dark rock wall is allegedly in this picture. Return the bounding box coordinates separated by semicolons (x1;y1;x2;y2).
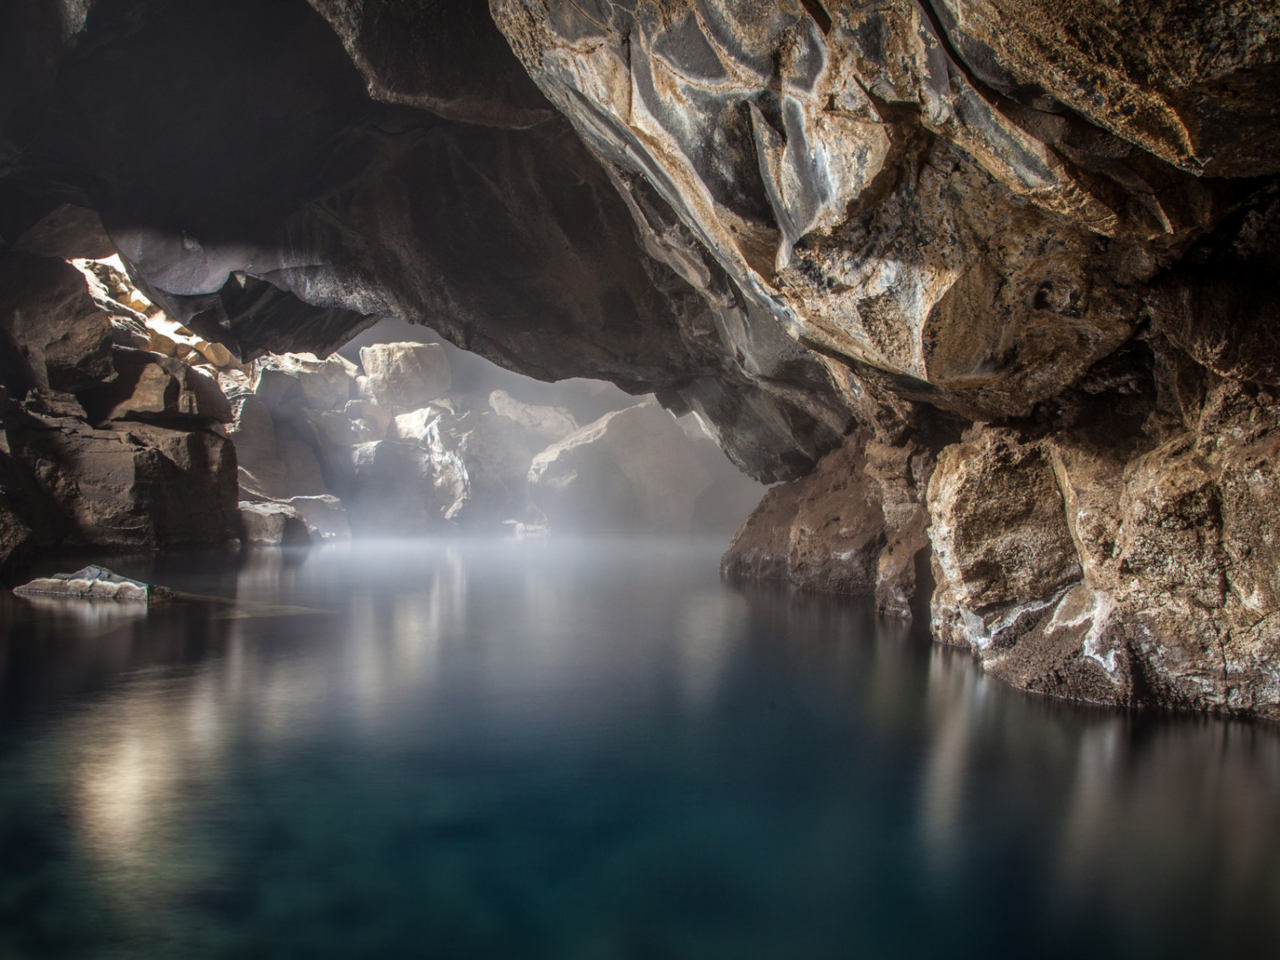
0;254;238;566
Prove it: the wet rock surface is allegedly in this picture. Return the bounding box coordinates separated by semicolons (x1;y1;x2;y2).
1;0;1279;716
12;564;170;602
722;428;935;618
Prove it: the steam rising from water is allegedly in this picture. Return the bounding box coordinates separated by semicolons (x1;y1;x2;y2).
2;540;1279;957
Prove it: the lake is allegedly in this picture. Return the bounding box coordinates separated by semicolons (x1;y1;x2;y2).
2;539;1278;959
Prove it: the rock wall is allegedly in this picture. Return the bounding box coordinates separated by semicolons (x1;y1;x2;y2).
0;252;238;567
2;0;1279;715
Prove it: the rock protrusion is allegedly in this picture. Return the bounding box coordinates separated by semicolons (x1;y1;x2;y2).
721;429;934;617
239;501;313;546
358;343;451;411
528;402;713;534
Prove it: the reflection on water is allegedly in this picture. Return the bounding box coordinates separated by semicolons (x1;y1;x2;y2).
1;539;1279;959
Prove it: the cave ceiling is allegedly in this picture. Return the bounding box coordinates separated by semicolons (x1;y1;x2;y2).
2;0;1278;483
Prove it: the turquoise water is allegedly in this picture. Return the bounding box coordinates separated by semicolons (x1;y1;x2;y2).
1;539;1279;959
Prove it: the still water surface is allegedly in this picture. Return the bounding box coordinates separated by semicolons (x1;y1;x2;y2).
1;539;1279;959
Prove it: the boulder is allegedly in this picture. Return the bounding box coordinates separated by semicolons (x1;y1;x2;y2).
358;342;450;411
528;402;713;534
342;399;392;440
239;501;312;546
344;439;461;534
438;410;541;529
488;389;577;442
287;495;351;540
10;204;116;260
388;406;442;443
256;352;356;415
3;416;238;549
13;565;171;602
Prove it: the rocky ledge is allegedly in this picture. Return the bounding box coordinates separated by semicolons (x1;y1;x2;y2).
2;1;1279;717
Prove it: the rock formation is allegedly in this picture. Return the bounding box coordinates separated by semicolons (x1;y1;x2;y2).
12;564;171;602
0;252;239;567
528;400;714;534
222;331;755;537
1;0;1279;716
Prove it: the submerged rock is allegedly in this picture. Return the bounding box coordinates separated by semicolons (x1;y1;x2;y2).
13;565;172;602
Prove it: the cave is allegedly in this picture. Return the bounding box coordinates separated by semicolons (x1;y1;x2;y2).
2;1;1280;954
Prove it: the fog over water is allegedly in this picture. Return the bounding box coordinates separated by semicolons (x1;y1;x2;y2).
2;539;1278;959
339;316;656;432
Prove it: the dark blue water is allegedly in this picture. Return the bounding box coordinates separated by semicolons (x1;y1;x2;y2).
2;539;1279;959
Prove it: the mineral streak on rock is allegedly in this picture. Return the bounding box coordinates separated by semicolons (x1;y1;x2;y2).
13;565;172;602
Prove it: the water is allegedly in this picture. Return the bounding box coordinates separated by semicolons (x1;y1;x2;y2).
1;539;1279;960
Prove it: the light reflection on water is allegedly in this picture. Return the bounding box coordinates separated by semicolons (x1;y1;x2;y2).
1;539;1279;959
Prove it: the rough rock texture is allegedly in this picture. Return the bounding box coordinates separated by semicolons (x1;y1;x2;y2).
923;334;1280;718
82;346;233;424
723;428;935;617
0;252;240;567
0;254;114;395
2;0;1280;715
489;389;577;442
13;564;170;602
359;342;451;411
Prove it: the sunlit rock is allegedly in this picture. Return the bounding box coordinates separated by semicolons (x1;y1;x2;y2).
528;402;712;534
9;204;115;260
256;352;357;415
82;347;232;425
341;399;392;441
343;439;463;534
0;253;114;394
358;342;451;412
437;409;541;530
488;389;577;443
387;406;443;444
13;565;171;602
